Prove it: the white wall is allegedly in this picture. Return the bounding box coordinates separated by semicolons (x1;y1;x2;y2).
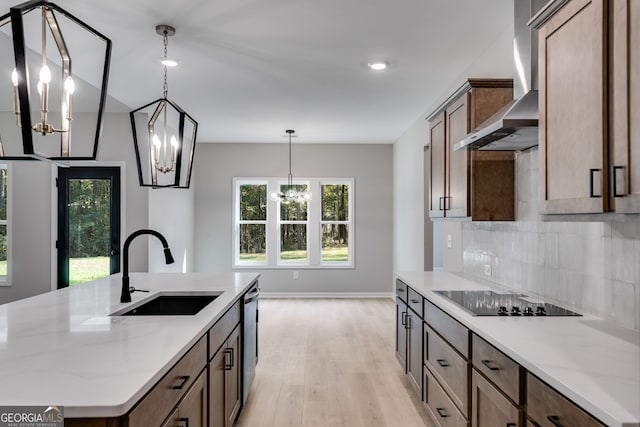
148;186;195;273
193;143;393;295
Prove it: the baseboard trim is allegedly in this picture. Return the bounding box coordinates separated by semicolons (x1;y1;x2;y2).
260;292;394;299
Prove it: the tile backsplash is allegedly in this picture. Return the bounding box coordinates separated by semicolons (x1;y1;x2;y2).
461;148;640;330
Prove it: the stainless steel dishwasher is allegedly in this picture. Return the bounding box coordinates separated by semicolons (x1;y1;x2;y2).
242;282;259;404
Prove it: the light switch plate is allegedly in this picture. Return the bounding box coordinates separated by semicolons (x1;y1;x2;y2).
483;264;492;277
447;234;453;249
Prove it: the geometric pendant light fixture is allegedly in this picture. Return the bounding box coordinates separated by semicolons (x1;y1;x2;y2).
129;24;197;188
0;0;112;161
269;129;312;204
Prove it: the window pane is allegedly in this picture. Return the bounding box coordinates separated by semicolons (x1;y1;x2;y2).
322;224;349;262
280;224;307;262
280;185;308;220
0;168;6;221
322;184;349;221
239;224;266;262
240;184;267;221
0;225;6;276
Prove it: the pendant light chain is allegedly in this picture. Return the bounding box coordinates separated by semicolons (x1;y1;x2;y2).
162;30;169;98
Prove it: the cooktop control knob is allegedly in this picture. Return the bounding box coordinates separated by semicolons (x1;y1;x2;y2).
510;306;521;316
536;306;547;316
523;307;534;316
498;306;508;316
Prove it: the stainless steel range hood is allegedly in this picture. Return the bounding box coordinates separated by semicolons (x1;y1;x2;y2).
455;0;546;151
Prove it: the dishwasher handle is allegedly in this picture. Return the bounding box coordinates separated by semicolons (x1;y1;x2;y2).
244;287;260;304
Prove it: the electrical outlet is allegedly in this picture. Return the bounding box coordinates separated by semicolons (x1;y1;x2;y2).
447;234;453;249
293;271;299;280
483;264;492;277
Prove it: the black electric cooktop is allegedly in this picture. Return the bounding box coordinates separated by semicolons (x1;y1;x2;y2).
433;290;581;317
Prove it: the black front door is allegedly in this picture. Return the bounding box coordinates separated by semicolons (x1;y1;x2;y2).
57;167;121;288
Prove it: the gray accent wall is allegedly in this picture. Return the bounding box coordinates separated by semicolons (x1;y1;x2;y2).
193;143;393;294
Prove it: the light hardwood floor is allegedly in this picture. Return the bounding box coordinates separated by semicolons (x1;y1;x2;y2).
236;298;431;427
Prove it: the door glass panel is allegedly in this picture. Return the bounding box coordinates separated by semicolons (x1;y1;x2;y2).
67;178;112;285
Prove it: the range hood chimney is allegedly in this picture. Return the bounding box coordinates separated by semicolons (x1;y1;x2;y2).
455;0;547;151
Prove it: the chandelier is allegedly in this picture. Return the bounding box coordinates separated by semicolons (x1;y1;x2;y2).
0;0;111;160
130;25;197;188
269;129;311;204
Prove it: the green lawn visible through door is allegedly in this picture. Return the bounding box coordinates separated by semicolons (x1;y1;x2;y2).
69;256;110;285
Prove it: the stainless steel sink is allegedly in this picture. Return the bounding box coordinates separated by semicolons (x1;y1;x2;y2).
114;294;219;316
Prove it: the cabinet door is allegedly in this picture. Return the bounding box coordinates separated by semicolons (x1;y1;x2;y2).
611;0;640;212
446;93;470;218
538;0;608;214
406;309;423;396
209;348;226;427
177;371;207;427
429;112;447;218
471;369;521;427
396;299;408;371
225;326;242;426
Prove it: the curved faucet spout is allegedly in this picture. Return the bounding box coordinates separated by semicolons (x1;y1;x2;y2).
121;229;175;303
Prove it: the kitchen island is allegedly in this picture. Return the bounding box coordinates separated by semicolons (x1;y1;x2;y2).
396;271;640;427
0;271;259;421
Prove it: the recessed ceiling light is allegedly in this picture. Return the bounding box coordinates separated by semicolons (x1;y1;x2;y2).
368;61;389;71
161;58;179;67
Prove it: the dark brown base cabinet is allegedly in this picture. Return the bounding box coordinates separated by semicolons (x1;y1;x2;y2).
393;280;609;427
209;325;242;427
163;371;208;427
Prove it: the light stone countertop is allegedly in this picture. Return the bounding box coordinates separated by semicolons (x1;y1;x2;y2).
0;272;260;418
396;271;640;427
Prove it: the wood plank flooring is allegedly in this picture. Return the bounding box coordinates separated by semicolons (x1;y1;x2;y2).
236;298;432;427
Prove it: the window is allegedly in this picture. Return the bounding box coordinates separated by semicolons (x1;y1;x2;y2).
234;178;353;268
0;165;7;280
236;181;267;265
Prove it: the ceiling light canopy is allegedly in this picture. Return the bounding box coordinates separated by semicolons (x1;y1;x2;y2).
269;130;311;204
368;61;389;71
0;0;112;161
130;24;197;189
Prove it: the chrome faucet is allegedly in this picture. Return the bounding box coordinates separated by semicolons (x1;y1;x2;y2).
121;229;175;303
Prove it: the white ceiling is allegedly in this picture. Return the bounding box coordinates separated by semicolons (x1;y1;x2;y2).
5;0;514;144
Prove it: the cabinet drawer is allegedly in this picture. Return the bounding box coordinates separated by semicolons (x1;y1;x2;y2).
471;369;521;427
425;325;469;416
424;367;469;427
527;373;605;427
425;300;469;357
129;336;207;427
408;288;424;317
209;300;241;359
396;279;408;303
472;334;521;404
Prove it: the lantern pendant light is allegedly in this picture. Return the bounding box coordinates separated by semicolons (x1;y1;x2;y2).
0;0;111;161
130;24;198;188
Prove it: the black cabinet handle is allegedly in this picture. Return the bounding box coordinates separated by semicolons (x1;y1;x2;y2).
547;415;564;427
481;359;500;371
612;165;625;197
224;348;233;370
410;299;420;304
179;417;189;427
398;288;405;293
439;196;445;211
506;423;516;427
436;408;448;418
589;168;601;198
172;375;190;390
401;311;407;326
436;359;449;367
